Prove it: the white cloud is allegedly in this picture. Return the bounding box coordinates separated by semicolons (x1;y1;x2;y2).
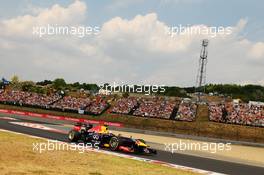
99;13;193;53
249;42;264;59
0;0;86;36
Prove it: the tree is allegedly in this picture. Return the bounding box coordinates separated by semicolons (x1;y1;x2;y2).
158;86;188;97
36;80;53;86
52;78;67;90
103;83;110;90
82;83;99;91
11;75;19;84
0;81;3;89
21;81;35;91
9;75;21;90
122;92;129;98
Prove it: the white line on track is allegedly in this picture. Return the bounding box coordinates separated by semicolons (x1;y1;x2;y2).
9;122;67;134
0;116;18;121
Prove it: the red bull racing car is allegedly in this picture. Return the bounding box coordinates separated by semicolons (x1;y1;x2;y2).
68;123;157;155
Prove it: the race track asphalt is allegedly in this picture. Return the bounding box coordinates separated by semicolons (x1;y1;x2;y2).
0;115;264;175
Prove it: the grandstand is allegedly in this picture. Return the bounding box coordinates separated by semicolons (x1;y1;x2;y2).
209;102;264;127
0;90;192;121
0;89;263;126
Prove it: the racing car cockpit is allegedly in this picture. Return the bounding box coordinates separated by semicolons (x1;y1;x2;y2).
73;122;93;133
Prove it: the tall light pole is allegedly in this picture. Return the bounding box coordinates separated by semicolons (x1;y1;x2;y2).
196;39;209;102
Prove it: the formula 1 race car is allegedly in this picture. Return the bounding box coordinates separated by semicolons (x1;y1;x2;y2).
68;122;157;155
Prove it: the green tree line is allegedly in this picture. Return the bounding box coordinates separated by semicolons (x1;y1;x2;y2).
1;76;264;102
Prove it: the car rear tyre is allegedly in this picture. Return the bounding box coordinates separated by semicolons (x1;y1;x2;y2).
109;136;119;151
68;130;80;142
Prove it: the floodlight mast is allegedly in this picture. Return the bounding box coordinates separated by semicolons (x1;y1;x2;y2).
196;39;209;102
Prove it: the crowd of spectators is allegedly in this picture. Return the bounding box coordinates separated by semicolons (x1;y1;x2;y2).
209;102;264;127
51;96;91;111
133;97;177;119
2;90;262;126
0;90;109;115
85;96;109;115
111;97;138;114
110;97;197;120
22;93;61;108
208;103;224;122
0;90;31;104
175;102;197;121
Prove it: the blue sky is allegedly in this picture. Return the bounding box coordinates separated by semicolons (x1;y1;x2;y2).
1;0;263;41
0;0;264;40
1;0;262;22
0;0;264;86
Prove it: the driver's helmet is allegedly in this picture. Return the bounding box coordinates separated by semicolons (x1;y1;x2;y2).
99;125;109;134
88;125;109;134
